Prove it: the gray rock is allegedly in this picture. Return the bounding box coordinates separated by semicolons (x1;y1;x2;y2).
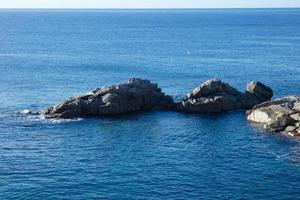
264;114;296;131
247;96;300;137
177;79;272;113
295;128;300;137
285;126;297;133
290;113;300;121
246;81;273;100
293;102;300;111
190;78;239;98
44;78;174;118
21;109;41;115
44;77;274;120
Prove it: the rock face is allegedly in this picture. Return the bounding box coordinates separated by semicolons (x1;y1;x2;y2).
177;79;273;113
246;81;273;101
246;96;300;137
44;78;174;118
44;78;274;119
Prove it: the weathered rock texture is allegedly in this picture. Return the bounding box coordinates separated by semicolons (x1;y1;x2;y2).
177;79;273;113
44;78;273;119
44;78;174;118
247;96;300;137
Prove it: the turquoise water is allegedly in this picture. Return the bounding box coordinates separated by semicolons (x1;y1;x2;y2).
1;9;300;199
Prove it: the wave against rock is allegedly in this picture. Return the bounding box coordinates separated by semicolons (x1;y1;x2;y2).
176;79;273;113
44;78;174;118
247;96;300;137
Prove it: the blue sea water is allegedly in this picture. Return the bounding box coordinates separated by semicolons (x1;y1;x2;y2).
1;9;300;199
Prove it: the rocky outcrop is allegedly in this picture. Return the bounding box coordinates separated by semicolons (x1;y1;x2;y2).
246;96;300;137
44;78;273;119
44;78;174;118
177;79;273;113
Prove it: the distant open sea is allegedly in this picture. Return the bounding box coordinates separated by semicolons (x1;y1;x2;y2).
1;9;300;199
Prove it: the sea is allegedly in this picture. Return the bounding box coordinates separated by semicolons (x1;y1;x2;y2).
0;9;300;199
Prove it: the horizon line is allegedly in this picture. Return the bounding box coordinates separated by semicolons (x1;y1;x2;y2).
0;7;300;10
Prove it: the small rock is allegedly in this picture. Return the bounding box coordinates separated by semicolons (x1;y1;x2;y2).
264;115;296;131
247;96;300;136
178;79;273;113
290;113;300;121
293;102;300;111
246;81;273;100
21;109;40;115
294;129;300;137
284;126;297;133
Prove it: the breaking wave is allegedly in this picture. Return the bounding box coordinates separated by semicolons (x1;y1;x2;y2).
19;109;83;124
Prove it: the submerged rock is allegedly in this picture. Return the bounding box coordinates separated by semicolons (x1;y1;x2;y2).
247;96;300;137
21;109;40;115
44;78;174;118
177;79;273;113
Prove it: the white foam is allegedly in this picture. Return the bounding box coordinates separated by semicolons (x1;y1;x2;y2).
21;109;31;115
286;132;295;137
19;109;83;124
46;117;84;124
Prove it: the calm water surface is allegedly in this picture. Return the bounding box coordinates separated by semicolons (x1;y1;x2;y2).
0;9;300;199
